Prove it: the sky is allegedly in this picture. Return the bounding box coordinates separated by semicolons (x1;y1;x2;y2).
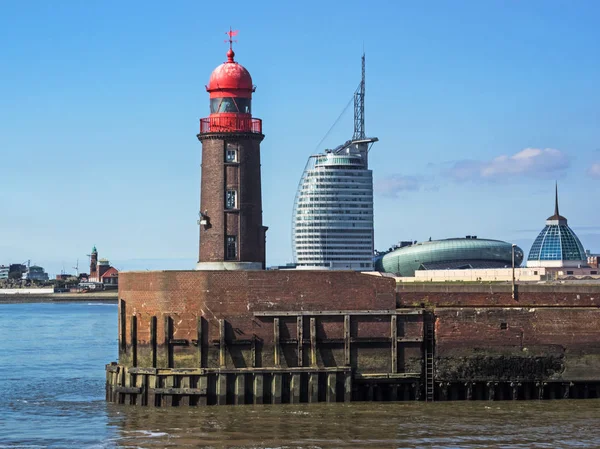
0;0;599;276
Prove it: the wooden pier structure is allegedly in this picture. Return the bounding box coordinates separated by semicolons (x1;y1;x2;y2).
106;271;600;405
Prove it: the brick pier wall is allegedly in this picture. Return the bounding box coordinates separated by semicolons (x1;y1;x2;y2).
117;271;423;375
398;283;600;382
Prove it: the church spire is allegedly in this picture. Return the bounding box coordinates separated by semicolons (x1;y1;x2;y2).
554;181;559;217
547;182;566;222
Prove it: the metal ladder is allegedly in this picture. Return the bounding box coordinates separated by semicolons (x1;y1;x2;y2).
425;318;435;402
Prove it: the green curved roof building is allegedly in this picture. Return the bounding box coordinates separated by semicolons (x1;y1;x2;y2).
375;237;524;277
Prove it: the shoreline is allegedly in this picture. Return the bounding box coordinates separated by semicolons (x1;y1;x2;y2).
0;291;118;304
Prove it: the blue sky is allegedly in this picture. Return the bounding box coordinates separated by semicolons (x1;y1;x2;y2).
1;0;599;276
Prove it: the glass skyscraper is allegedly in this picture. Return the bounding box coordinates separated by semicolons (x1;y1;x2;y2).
292;143;375;270
292;54;377;270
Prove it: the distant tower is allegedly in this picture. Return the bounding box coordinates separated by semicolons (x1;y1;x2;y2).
292;54;378;270
90;246;98;278
196;30;267;270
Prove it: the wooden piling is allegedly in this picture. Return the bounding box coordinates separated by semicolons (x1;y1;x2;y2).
326;373;336;402
273;318;280;367
130;315;137;367
271;373;282;404
297;316;304;367
219;319;226;368
197;317;204;368
308;372;319;403
344;373;352;402
164;316;173;368
150;316;157;368
391;315;397;373
235;374;245;405
253;373;264;404
310;317;317;367
197;376;208;406
291;373;301;403
217;373;227;405
344;315;351;366
119;300;126;354
180;375;190;406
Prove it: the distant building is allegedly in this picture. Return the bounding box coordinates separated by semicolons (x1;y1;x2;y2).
87;246;118;288
292;55;378;271
0;266;9;280
22;265;49;282
9;264;27;280
526;185;588;268
375;236;523;277
56;274;74;281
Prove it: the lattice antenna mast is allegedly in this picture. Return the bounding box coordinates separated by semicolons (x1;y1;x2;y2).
353;53;366;140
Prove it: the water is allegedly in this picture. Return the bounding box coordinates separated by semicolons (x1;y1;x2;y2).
1;302;600;448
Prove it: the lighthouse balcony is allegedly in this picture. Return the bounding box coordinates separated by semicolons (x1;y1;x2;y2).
200;116;262;134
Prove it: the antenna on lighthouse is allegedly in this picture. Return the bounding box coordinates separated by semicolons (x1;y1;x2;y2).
353;52;366;140
225;27;239;50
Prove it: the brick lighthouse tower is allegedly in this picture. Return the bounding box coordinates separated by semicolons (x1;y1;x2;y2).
196;31;267;270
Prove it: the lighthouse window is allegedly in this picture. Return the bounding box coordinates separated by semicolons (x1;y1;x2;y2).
226;236;237;259
210;97;251;114
226;190;237;209
226;149;238;162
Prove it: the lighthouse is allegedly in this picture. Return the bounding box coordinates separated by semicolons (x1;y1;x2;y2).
196;32;267;270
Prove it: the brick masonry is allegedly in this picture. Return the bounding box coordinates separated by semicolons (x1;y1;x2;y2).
399;283;600;382
118;270;422;373
197;133;266;266
116;274;600;383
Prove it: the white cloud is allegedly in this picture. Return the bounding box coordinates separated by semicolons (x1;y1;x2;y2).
445;148;570;182
588;163;600;179
375;175;424;197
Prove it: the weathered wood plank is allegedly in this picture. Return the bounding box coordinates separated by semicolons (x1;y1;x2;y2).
119;300;126;353
165;316;173;369
297;316;303;367
253;373;264;404
273;318;280;367
310;317;317;367
154;387;208;395
291;373;301;404
326;373;336;403
150;316;157;368
235;374;245;405
219;319;226;368
179;376;190;406
308;372;319;403
197;317;204;368
217;373;227;405
129;367;157;375
344;315;350;366
254;310;421;316
114;386;142;394
130;315;137;367
391;315;398;374
147;374;157;407
163;373;174;406
197;376;208;406
271;373;282;404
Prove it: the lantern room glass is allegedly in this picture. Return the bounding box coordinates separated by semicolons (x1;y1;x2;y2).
210;97;251;114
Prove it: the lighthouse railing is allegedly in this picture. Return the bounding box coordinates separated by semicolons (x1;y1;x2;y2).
200;116;262;134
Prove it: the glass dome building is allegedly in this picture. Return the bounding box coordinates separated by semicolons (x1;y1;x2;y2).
375;237;523;277
526;186;588;268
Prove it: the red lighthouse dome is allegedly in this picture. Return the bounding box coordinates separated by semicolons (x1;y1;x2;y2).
207;49;254;99
199;37;262;135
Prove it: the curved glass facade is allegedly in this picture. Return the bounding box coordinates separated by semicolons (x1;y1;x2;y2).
527;224;586;262
292;148;374;270
375;238;524;277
